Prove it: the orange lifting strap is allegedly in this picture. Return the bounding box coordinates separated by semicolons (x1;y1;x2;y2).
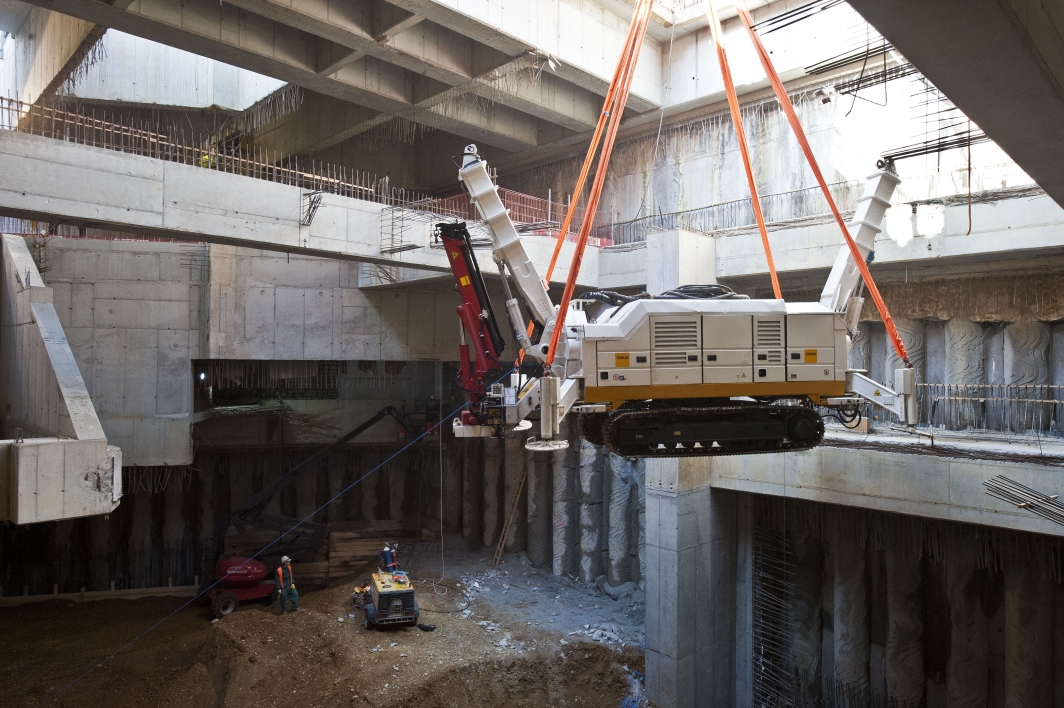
706;1;782;300
544;0;652;284
734;0;910;367
543;0;655;367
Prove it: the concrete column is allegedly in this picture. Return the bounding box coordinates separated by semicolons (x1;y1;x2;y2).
834;529;870;698
884;543;924;707
645;229;716;296
1004;321;1051;432
925;319;945;383
789;518;823;704
482;437;503;548
577;439;603;584
946;557;989;708
461;438;483;544
635;458;646;588
736;492;754;708
551;423;577;577
1004;570;1054;707
644;458;737;708
443;441;462;530
525;449;551;568
502;431;527;554
945;319;986;428
848;324;871;373
1050;322;1064;386
945;319;985;384
886;318;926;387
606;452;633;587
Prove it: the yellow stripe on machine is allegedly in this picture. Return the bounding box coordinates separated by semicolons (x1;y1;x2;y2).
584;380;847;409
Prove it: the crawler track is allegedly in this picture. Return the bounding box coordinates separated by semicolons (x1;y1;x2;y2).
581;400;824;458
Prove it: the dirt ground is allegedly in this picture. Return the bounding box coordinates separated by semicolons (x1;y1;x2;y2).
2;535;648;707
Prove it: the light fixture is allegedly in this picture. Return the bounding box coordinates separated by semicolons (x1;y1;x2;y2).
199;372;206;381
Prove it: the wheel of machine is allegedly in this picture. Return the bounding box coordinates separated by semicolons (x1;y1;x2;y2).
364;601;376;630
212;591;239;619
411;601;420;626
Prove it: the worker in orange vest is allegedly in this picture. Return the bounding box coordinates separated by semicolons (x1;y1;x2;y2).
276;556;299;615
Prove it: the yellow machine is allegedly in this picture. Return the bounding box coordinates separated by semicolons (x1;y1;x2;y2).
361;571;419;630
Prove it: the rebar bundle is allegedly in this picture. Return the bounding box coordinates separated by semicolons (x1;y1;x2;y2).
983;475;1064;527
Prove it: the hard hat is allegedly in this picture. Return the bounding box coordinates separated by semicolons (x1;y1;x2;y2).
281;556;291;564
383;545;391;551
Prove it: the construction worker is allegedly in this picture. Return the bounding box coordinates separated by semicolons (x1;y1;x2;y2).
276;556;299;615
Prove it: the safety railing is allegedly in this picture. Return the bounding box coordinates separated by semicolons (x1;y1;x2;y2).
594;180;864;245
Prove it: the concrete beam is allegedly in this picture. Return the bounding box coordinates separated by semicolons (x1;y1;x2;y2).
379;0;661;112
702;432;1064;538
848;0;1064;208
0;130;609;286
19;0;543;151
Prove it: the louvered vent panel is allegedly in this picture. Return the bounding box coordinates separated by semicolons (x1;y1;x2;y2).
654;351;690;367
764;351;783;363
653;320;699;349
755;320;783;348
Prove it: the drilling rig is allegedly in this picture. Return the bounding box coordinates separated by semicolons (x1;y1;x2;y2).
439;146;914;458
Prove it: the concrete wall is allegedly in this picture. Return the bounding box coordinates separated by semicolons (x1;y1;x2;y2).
0;6;95;104
206;246;459;361
0;234;120;524
43;237;201;466
38;238;465;464
58;29;284;110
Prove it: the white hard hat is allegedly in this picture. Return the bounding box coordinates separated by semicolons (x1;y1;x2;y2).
281;556;291;564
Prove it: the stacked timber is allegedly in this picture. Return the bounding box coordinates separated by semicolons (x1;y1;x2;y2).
326;521;420;580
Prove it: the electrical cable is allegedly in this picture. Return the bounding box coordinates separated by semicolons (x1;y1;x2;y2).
32;375;512;707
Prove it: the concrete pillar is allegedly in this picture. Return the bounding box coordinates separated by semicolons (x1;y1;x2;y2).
577;439;603;584
606;452;633;587
1004;321;1051;432
886;318;926;387
945;557;989;707
1050;322;1064;386
443;440;462;530
644;458;737;708
946;319;985;384
945;319;986;429
789;517;823;703
461;438;483;544
482;437;503;548
502;431;527;554
736;492;753;708
635;458;646;587
1004;570;1054;707
1004;321;1051;386
834;528;870;698
551;421;577;576
645;229;716;296
525;449;551;568
925;319;945;384
849;323;871;373
885;543;924;707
